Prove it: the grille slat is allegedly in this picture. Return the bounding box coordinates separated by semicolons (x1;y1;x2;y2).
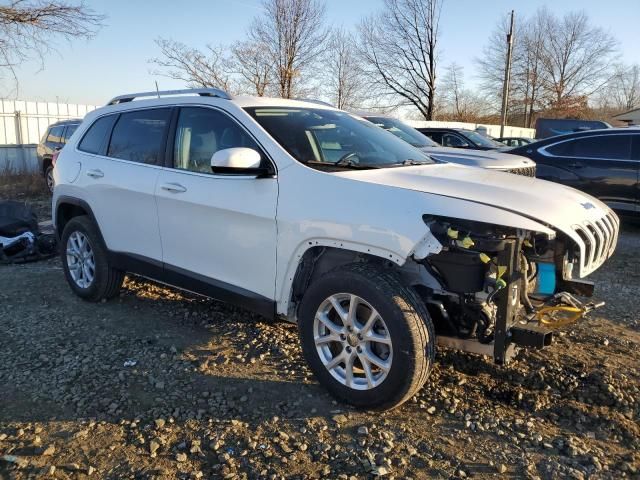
505;165;536;177
571;210;619;277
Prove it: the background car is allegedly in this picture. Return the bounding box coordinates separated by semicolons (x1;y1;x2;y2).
362;115;537;175
496;137;533;147
510;128;639;216
416;127;506;151
534;118;611;139
36;119;81;193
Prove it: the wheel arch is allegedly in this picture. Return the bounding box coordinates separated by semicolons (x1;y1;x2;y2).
55;196;103;245
277;239;411;321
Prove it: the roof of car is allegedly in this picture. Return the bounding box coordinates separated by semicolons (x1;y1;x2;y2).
417;127;473;132
231;95;335;109
49;118;81;126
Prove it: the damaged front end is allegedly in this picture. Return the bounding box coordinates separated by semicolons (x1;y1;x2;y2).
415;214;616;364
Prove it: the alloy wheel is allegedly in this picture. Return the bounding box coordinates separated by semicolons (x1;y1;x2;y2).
66;231;95;288
313;293;393;390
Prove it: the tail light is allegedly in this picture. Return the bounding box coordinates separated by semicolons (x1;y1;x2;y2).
52;149;61;166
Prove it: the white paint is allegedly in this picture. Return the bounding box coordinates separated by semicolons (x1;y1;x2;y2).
53;93;618;320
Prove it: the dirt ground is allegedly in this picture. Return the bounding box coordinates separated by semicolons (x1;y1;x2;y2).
1;179;639;479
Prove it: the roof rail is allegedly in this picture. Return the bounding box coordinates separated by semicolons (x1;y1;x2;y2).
106;88;231;106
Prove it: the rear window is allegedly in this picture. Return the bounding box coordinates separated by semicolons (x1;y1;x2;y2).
63;124;79;143
107;109;171;165
47;125;64;144
547;135;631;160
78;116;117;155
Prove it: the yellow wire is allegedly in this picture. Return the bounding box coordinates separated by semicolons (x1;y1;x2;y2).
535;306;584;327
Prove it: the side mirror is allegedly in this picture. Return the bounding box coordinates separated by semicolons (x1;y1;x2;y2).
210;148;271;176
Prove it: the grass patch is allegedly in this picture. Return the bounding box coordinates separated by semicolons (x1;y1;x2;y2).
0;172;48;199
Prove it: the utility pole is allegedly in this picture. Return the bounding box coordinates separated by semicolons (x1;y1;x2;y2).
499;10;515;138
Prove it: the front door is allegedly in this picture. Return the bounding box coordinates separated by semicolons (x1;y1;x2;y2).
155;106;278;308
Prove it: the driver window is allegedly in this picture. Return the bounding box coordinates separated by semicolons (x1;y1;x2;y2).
443;133;465;147
174;107;260;173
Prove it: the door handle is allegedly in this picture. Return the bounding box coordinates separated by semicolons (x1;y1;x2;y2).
86;169;104;178
160;182;187;193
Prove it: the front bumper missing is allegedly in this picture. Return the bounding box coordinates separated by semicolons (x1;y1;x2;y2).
436;238;605;364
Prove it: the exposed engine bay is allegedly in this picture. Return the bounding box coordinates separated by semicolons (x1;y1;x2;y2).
415;215;610;363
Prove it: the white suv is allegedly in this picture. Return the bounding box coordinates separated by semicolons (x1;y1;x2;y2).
53;88;619;410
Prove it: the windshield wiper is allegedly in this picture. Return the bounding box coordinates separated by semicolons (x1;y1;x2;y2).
396;159;432;166
306;160;381;170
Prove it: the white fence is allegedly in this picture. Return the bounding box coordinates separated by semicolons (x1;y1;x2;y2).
0;99;98;145
405;120;535;139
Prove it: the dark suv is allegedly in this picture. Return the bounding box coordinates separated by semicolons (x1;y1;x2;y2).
510;129;640;216
37;119;81;193
417;127;505;151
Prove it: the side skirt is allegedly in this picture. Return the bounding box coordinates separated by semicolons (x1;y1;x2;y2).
108;252;276;320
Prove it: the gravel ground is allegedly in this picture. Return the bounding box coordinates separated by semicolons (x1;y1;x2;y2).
0;194;639;479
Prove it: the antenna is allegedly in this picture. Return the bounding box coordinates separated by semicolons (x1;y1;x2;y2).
155;81;160;98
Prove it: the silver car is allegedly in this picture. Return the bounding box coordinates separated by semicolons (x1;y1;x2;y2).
362;115;536;176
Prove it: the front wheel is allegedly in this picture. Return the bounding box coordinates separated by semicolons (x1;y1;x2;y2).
298;263;435;410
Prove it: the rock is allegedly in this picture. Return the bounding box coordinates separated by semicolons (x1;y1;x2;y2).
41;445;55;456
357;426;369;436
427;406;436;415
154;418;166;429
332;414;348;424
176;452;188;463
87;465;96;475
498;464;507;474
150;440;161;457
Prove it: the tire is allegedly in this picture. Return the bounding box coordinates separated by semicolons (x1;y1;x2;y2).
44;164;55;194
60;216;124;302
298;263;435;410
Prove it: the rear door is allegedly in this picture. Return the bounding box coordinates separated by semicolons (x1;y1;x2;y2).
538;133;637;213
76;108;170;262
155;106;278;305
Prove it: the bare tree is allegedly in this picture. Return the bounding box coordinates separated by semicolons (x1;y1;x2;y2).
479;8;618;125
249;0;328;99
539;11;618;109
231;40;273;97
150;38;234;92
0;0;103;91
439;63;489;122
599;63;640;112
358;0;442;120
321;28;363;109
477;9;547;127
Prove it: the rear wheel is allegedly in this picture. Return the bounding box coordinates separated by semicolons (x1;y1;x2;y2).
45;164;54;193
60;216;124;301
298;263;435;410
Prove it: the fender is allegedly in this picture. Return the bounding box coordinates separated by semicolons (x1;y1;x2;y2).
275;234;440;316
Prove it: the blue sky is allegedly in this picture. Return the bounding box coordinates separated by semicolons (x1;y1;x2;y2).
9;0;640;105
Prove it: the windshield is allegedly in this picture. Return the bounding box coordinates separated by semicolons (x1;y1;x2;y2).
245;107;434;169
365;116;439;148
462;130;503;148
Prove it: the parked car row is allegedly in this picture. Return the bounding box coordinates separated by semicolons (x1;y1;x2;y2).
52;88;619;410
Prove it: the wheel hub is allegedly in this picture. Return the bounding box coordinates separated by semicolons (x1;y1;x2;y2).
346;333;359;347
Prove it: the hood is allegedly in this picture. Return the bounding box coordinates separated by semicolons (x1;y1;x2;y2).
335;163;612;236
419;146;534;169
